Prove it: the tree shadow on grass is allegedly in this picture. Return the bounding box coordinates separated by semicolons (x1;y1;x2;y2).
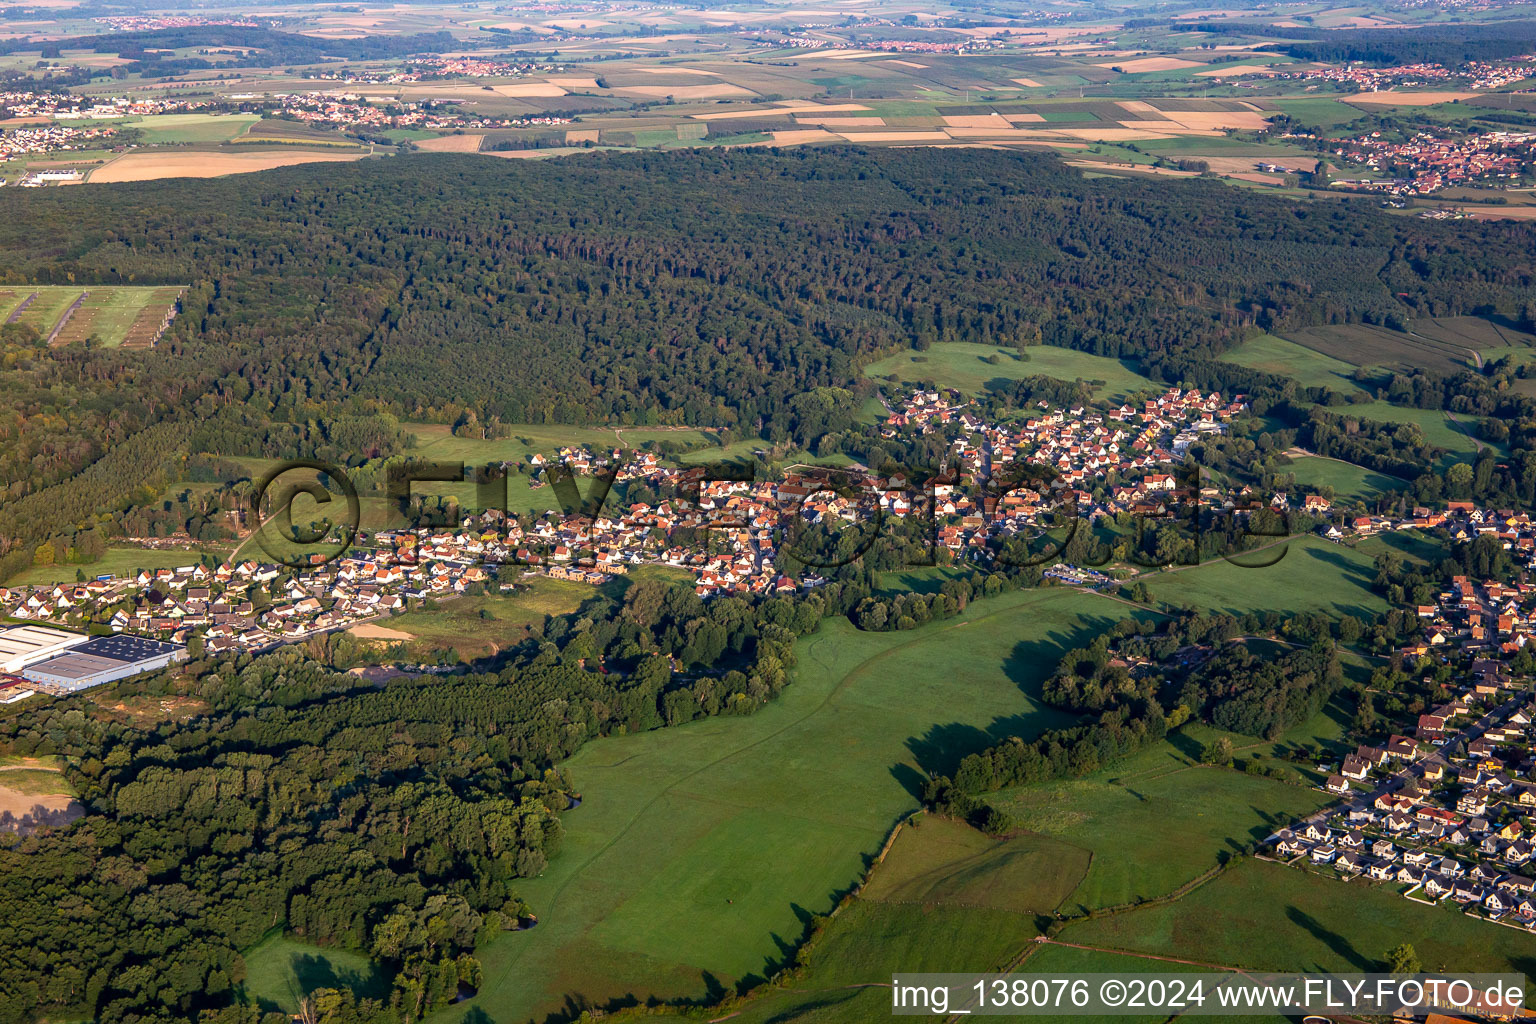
289;952;391;1003
1285;906;1375;970
1000;617;1128;699
1296;544;1381;620
762;986;868;1023
1165;729;1204;762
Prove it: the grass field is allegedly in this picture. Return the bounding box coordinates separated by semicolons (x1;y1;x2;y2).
692;823;1076;1024
1219;333;1364;393
1139;535;1386;622
240;934;390;1015
587;816;1080;1024
0;284;182;347
859;814;1089;915
10;545;214;586
448;586;1133;1023
1269;97;1368;129
0;766;75;796
1062;857;1536;983
1355;530;1446;568
129;112;261;144
864;343;1155;401
367;578;595;661
986;743;1330;912
1279;455;1407;502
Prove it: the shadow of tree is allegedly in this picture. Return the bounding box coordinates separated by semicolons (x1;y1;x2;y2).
1285;906;1376;970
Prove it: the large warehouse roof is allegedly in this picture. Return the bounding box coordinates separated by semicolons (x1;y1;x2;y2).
0;624;91;674
21;634;185;692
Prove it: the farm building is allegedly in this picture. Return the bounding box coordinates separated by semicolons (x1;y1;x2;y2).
0;624;91;674
21;634;184;693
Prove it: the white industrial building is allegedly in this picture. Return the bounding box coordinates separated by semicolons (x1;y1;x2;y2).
0;624;91;674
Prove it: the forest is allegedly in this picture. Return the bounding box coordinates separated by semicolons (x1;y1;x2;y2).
4;148;1536;580
1169;20;1536;64
0;558;853;1023
0;26;459;65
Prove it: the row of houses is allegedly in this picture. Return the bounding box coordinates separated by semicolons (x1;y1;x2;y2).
1280;679;1536;929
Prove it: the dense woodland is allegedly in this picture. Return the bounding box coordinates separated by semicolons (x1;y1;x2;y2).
0;26;459;70
0;561;858;1023
1167;19;1536;64
4;148;1536;577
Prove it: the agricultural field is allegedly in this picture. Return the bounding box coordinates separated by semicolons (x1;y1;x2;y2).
1269;97;1371;128
449;586;1125;1024
127;112;261;144
864;342;1155;401
89;149;369;183
237;119;370;148
1279;321;1483;376
0;284;183;348
1411;315;1536;357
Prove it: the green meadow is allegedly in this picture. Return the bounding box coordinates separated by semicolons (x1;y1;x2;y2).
241;934;390;1015
986;744;1331;912
1062;858;1536;984
1139;535;1386;622
858;814;1089;915
1328;401;1490;460
600;815;1084;1024
864;343;1155;402
1219;333;1364;393
448;586;1131;1023
1279;455;1407;502
12;545;215;586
